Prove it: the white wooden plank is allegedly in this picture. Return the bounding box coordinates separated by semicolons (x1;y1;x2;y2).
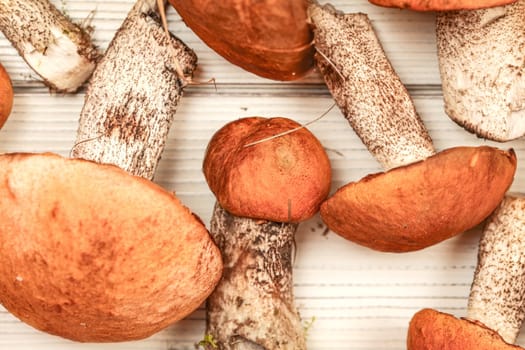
1;0;525;349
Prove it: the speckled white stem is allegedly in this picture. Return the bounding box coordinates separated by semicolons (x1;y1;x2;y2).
309;3;434;170
436;1;525;142
71;0;196;180
0;0;100;92
468;194;525;344
206;203;306;350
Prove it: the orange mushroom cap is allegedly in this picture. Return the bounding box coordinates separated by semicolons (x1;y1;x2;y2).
320;146;516;252
203;117;331;223
408;308;522;349
0;62;13;129
368;0;518;11
168;0;314;81
0;153;222;342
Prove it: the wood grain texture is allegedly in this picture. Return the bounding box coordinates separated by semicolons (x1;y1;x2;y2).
1;0;525;349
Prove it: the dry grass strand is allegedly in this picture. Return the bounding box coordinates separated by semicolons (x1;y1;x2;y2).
243;103;336;148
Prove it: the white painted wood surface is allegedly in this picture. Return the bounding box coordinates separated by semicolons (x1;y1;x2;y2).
1;1;524;349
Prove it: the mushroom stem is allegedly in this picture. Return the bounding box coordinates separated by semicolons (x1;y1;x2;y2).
0;0;100;92
467;194;525;344
308;3;435;170
436;1;525;142
71;0;196;179
206;203;306;350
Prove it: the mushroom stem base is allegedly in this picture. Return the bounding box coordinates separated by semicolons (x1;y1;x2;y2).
0;0;100;92
206;203;306;350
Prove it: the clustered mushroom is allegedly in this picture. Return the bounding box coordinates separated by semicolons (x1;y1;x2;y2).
203;116;331;349
0;0;222;342
1;0;525;347
408;194;525;348
308;3;516;252
0;0;100;93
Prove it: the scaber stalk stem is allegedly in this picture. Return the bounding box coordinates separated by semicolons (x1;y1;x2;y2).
206;203;306;350
71;0;197;180
0;0;100;92
309;3;434;170
468;194;525;344
436;2;525;142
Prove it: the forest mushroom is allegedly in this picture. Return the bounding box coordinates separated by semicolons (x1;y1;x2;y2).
309;3;517;252
203;116;332;349
0;0;222;342
367;0;525;142
0;62;13;129
407;194;525;348
0;0;100;92
168;0;314;80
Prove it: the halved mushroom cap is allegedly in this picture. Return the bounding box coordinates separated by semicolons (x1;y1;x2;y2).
320;146;516;252
0;62;13;129
168;0;314;80
368;0;518;11
203;117;332;223
407;308;522;349
0;153;222;342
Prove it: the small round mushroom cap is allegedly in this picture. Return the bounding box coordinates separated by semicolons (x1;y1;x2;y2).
407;308;522;349
320;146;516;252
0;62;13;129
203;117;331;223
368;0;517;11
168;0;314;81
0;153;223;342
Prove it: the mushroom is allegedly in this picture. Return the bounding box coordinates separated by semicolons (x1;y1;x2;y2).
368;0;525;142
309;3;517;252
408;194;525;348
437;1;525;141
0;0;100;93
167;0;314;80
0;0;222;342
0;62;13;129
202;116;332;349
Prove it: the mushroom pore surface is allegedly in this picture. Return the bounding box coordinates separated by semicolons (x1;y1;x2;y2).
368;0;518;11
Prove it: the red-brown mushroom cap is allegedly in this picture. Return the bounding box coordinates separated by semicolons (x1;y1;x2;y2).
0;62;13;129
203;117;331;223
0;153;223;342
408;308;522;349
320;146;516;252
168;0;314;81
368;0;518;11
